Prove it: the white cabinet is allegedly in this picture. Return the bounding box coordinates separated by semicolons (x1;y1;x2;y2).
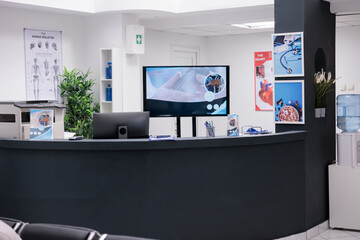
99;48;122;113
329;164;360;230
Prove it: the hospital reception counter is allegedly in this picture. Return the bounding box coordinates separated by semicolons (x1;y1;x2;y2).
0;130;306;240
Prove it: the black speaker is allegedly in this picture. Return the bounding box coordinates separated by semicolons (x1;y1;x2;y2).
117;126;128;139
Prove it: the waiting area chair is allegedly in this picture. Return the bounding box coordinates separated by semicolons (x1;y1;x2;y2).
0;217;156;240
18;223;101;240
0;217;25;233
102;234;155;240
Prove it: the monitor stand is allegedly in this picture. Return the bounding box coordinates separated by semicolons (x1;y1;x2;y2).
192;117;197;137
176;116;181;138
118;126;128;139
176;116;197;138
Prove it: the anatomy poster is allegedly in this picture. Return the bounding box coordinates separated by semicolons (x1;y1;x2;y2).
272;32;304;77
24;29;62;102
254;51;273;111
274;80;304;124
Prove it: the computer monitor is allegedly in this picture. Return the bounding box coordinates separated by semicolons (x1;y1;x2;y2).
93;112;150;139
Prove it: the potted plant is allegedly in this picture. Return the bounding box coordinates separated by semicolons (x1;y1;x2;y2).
59;68;100;138
314;69;337;118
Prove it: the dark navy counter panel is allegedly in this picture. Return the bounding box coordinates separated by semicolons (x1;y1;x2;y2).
0;131;306;240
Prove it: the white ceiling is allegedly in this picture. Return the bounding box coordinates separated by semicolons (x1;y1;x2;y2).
0;0;274;14
139;5;274;37
0;0;360;36
324;0;360;15
140;1;360;37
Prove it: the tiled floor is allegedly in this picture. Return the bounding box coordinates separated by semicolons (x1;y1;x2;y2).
312;229;360;240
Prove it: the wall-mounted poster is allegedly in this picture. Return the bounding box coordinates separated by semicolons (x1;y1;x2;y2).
24;29;62;102
272;32;304;77
274;80;304;124
254;51;273;111
30;109;54;140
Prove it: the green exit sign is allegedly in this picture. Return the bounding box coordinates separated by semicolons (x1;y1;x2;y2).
136;35;142;44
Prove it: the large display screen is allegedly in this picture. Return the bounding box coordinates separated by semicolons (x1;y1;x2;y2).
143;66;229;117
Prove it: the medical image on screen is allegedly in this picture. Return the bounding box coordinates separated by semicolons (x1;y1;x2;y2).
144;66;229;117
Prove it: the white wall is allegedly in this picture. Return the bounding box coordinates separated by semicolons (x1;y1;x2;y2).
206;33;274;133
0;5;141;114
141;29;208;66
140;29;209;136
83;13;142;111
335;26;360;133
141;30;275;136
336;26;360;95
0;6;86;101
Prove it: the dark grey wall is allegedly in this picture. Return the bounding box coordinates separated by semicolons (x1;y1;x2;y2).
275;0;336;230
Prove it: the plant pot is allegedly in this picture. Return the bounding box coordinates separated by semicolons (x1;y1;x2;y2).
315;108;321;118
320;107;326;118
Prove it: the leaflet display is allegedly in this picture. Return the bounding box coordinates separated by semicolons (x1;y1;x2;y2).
30;109;54;139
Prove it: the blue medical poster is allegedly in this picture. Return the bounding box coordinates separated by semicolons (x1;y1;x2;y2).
30;109;54;139
274;80;304;124
272;32;304;77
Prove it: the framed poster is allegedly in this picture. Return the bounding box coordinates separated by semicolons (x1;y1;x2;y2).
254;51;273;111
272;32;304;77
274;80;304;124
30;109;54;140
24;29;62;102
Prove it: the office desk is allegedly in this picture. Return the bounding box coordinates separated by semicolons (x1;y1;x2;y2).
0;131;306;240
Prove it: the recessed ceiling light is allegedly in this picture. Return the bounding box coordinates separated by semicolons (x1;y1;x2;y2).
231;21;274;29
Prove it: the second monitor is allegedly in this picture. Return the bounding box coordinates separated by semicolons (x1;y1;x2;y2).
93;112;150;139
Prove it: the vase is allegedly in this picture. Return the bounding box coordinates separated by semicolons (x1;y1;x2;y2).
315;108;321;118
320;107;326;118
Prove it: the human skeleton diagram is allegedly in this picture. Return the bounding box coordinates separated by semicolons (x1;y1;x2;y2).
44;59;49;76
51;59;60;100
31;58;41;100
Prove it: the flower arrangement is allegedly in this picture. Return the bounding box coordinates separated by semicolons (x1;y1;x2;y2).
314;69;337;108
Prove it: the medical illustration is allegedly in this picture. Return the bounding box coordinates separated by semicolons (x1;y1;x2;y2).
44;59;49;76
51;58;60;100
31;58;41;99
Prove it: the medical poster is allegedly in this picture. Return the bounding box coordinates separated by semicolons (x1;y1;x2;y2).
30;109;54;139
254;51;273;111
24;29;62;102
274;80;304;124
272;32;304;77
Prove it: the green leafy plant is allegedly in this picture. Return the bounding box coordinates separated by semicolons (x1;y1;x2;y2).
59;68;100;138
314;69;338;108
